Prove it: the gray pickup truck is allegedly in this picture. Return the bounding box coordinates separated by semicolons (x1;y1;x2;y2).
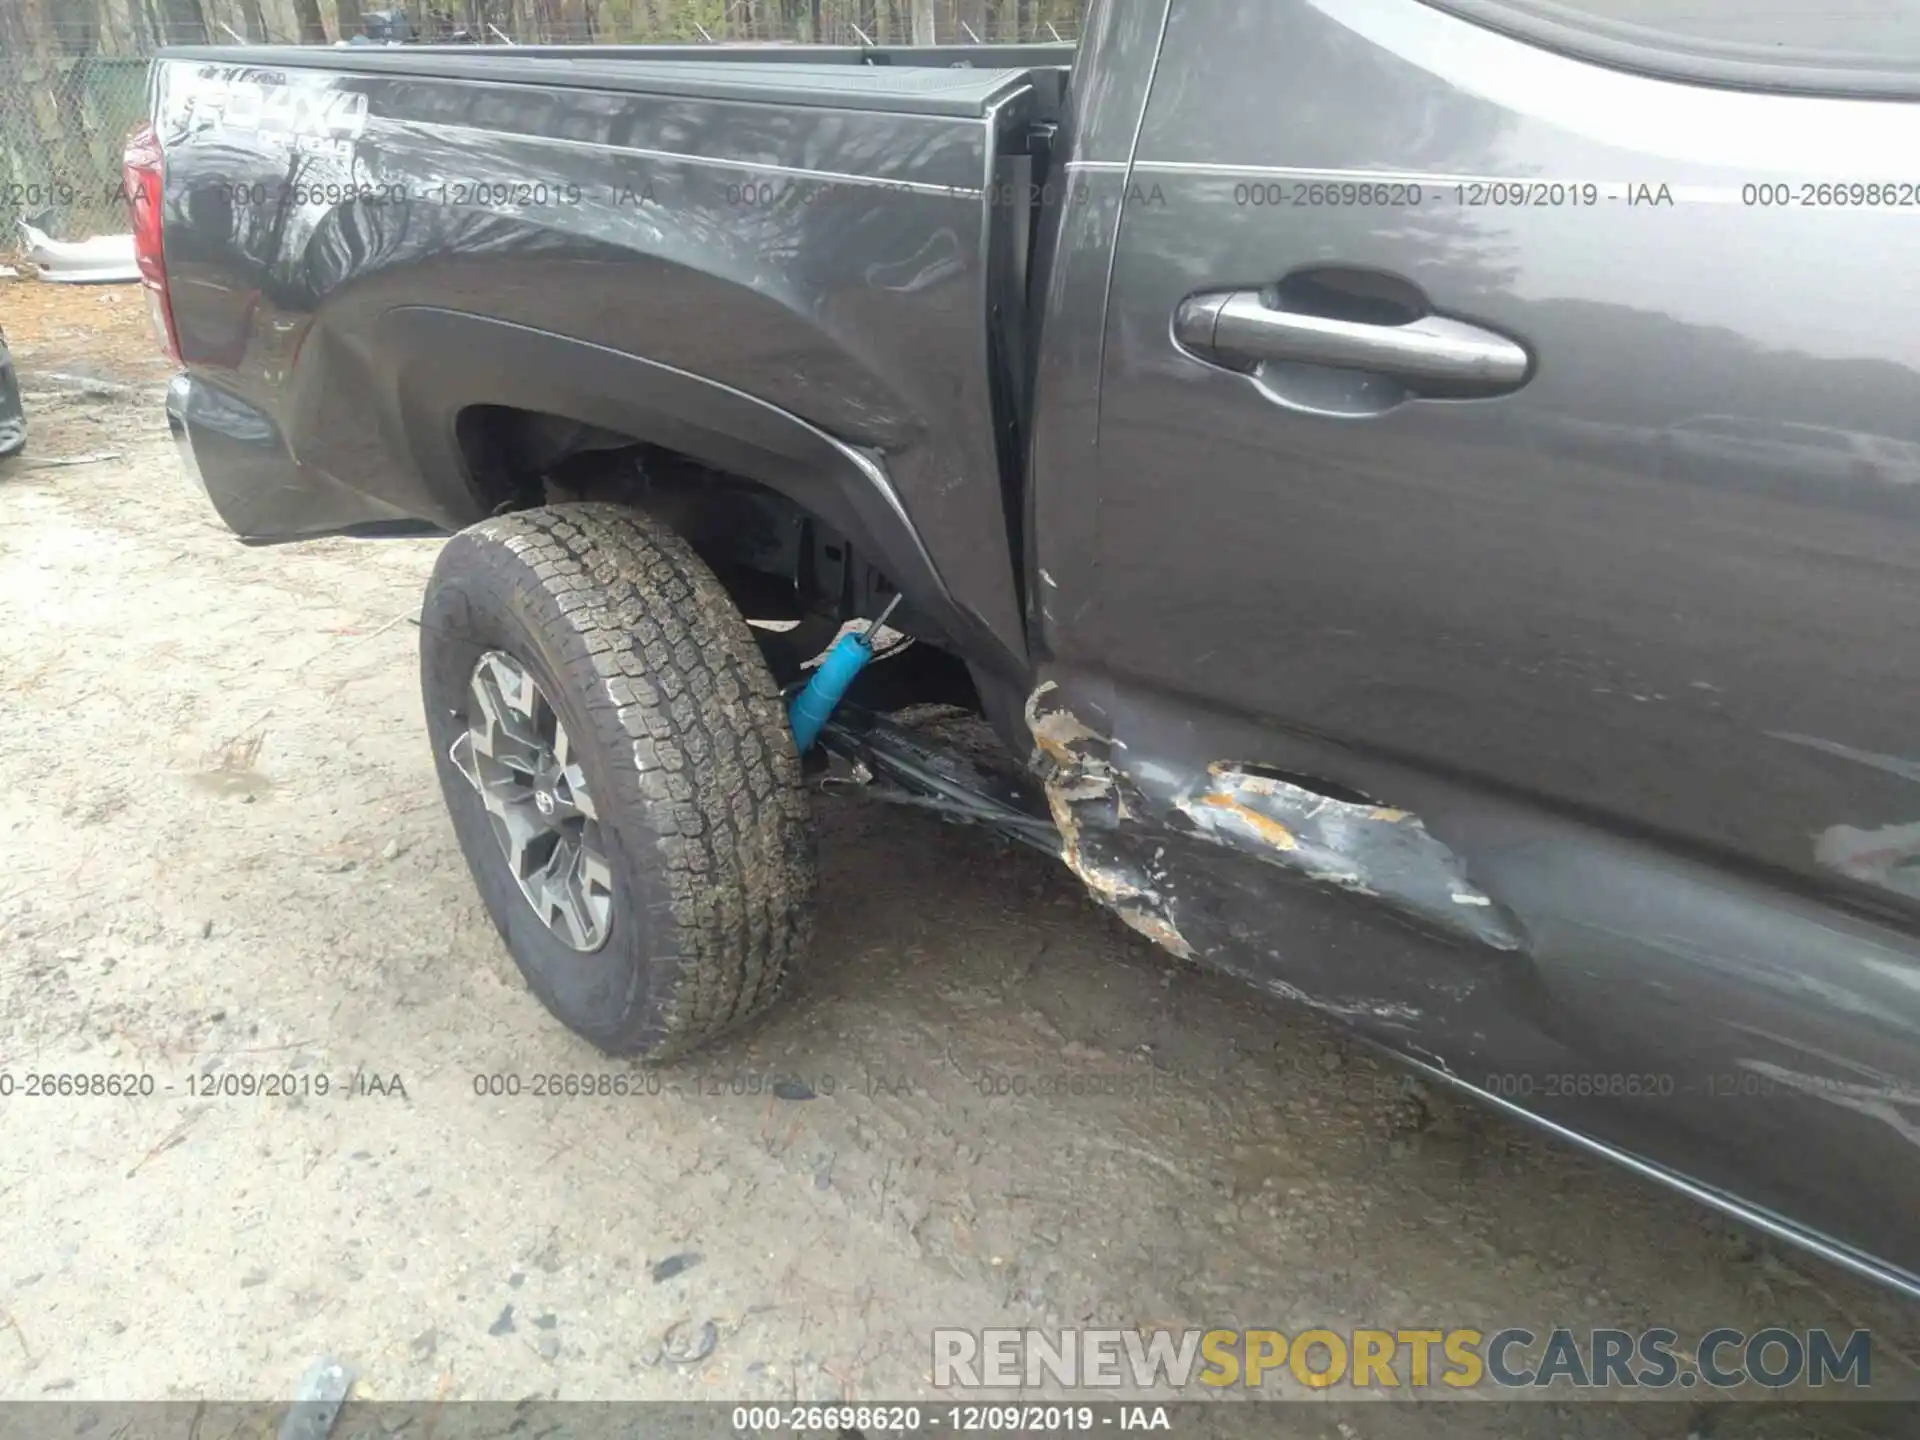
145;1;1920;1302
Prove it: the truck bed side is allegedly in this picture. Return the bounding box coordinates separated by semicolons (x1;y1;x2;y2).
155;48;1063;675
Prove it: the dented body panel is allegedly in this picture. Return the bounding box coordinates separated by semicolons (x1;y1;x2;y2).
151;43;1066;672
158;2;1920;1298
1010;0;1920;1298
1023;666;1920;1300
1173;762;1522;952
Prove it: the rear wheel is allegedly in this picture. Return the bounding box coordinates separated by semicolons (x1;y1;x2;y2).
420;504;815;1059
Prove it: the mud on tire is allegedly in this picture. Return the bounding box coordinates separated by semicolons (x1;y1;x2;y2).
420;503;816;1060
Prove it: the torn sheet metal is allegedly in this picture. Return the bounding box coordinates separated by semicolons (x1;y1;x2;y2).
17;219;140;284
1174;762;1523;950
1026;680;1520;961
1026;682;1196;958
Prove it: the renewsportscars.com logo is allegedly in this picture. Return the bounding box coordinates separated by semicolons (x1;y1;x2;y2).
932;1327;1874;1392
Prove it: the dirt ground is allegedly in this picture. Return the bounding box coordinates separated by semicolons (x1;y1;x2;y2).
0;273;177;389
0;279;1916;1435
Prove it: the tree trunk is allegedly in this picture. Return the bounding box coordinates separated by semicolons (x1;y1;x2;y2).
1;0;96;226
161;0;211;44
909;0;933;45
290;0;327;41
335;0;362;39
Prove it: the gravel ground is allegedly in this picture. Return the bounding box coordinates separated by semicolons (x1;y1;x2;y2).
0;284;1914;1436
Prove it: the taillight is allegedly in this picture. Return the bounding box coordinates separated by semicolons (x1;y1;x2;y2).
122;122;181;364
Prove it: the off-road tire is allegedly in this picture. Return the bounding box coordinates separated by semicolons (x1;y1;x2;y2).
420;503;815;1060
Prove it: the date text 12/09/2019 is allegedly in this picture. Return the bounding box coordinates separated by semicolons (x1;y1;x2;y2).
0;1070;407;1099
731;1407;1172;1433
1225;181;1673;208
1479;1070;1920;1103
1226;179;1920;209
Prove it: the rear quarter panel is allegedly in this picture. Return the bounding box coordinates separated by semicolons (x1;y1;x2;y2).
154;53;1043;661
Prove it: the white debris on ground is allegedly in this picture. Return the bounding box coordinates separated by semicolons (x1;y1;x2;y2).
15;218;140;285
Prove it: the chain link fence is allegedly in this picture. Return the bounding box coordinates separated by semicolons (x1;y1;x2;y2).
1;4;1083;247
0;54;152;242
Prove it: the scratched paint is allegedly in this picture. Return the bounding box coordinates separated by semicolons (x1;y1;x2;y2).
1024;681;1521;962
1174;763;1522;951
1737;1059;1920;1150
1256;964;1424;1024
1815;821;1920;902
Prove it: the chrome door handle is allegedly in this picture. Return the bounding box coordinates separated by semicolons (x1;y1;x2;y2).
1176;290;1531;397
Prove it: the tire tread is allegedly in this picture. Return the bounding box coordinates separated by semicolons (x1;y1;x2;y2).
437;503;814;1059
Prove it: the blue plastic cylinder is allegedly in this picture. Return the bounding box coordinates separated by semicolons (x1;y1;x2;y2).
789;630;874;753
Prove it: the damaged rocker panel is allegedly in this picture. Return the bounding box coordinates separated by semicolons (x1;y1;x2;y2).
1026;684;1197;958
1175;763;1523;951
1022;682;1522;962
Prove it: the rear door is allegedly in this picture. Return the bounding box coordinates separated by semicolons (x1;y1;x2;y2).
1076;0;1920;1283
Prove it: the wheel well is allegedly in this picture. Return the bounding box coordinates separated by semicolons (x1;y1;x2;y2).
454;403;983;712
457;403;896;621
